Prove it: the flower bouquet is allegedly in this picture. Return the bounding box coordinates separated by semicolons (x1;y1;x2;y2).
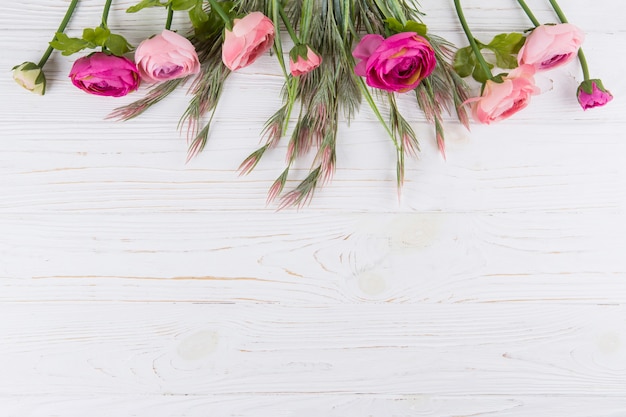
13;0;612;208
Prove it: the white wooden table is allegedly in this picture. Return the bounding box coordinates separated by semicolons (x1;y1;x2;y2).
1;1;625;415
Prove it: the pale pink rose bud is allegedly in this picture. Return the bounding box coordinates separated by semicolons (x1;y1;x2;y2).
135;30;201;83
222;12;275;71
518;23;585;71
465;64;539;124
12;62;46;95
289;44;322;76
577;79;613;110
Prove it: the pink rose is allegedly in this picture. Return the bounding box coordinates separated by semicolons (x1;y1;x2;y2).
577;79;613;110
135;30;200;83
289;45;322;77
353;32;436;93
518;23;585;71
466;64;539;124
69;52;140;97
222;12;275;71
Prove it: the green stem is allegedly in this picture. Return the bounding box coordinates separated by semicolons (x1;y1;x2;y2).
548;0;568;23
516;0;540;26
577;49;590;81
101;0;113;27
207;0;233;31
38;0;80;67
279;5;300;44
165;5;174;30
453;0;493;81
547;0;590;81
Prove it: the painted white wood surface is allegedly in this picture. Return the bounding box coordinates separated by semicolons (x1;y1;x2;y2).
1;1;625;416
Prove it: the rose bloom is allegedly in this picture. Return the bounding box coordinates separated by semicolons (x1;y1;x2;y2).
69;52;140;97
353;32;436;93
467;64;539;124
135;30;200;83
289;45;322;77
12;61;46;95
222;12;274;71
518;23;585;71
577;79;613;110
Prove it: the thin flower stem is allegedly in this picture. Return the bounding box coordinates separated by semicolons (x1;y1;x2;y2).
207;0;233;31
516;0;540;26
453;0;493;80
165;5;174;30
577;49;590;81
38;0;79;67
279;5;300;44
547;0;568;23
546;0;591;81
101;0;113;27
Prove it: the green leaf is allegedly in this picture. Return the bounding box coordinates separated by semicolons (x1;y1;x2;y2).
189;1;209;29
453;46;475;78
105;33;132;56
83;27;111;47
487;32;525;55
404;20;428;37
49;32;93;56
192;1;234;37
170;0;196;10
472;60;493;84
486;33;525;69
126;0;166;13
384;18;404;34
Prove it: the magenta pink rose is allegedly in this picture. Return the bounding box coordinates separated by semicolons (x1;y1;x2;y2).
69;52;140;97
518;23;585;71
135;30;200;83
466;64;539;124
577;79;613;110
353;32;436;93
289;45;322;77
222;12;275;71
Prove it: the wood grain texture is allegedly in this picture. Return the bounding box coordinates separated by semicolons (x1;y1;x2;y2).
1;0;625;415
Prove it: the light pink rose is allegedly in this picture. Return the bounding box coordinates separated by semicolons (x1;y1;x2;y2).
466;64;539;124
353;32;436;93
518;23;585;70
577;79;613;110
69;52;140;97
289;45;322;77
222;12;275;71
135;30;200;83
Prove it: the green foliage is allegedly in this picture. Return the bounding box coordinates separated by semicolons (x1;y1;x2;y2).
126;0;166;13
192;1;235;39
49;27;132;56
454;32;525;83
384;18;427;36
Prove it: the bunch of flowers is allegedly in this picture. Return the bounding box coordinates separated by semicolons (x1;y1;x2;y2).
12;0;612;207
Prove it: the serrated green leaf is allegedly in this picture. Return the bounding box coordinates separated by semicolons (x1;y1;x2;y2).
192;1;234;36
404;21;427;37
126;0;165;13
171;0;197;10
105;33;132;56
49;32;93;56
453;46;475;78
83;27;111;47
493;49;519;69
487;33;525;55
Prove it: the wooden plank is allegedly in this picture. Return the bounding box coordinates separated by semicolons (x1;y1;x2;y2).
2;395;626;417
0;303;624;396
1;212;626;304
